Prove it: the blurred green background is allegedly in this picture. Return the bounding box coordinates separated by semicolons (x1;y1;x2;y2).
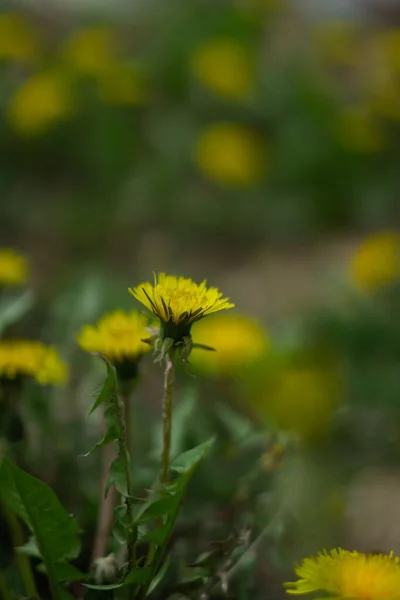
3;0;400;598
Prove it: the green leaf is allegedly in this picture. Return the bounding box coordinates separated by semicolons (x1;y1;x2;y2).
125;567;153;584
135;496;179;524
83;403;122;457
84;583;123;590
37;561;86;582
171;437;215;475
0;458;81;595
89;354;118;415
0;290;35;335
106;453;128;497
147;555;171;595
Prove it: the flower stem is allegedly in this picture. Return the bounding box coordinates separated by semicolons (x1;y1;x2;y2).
1;499;39;599
0;571;12;600
160;354;175;484
115;391;137;597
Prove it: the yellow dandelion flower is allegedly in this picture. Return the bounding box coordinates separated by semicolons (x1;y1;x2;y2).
313;21;360;67
0;341;67;385
0;12;40;63
191;38;253;100
350;232;400;292
190;313;268;376
96;61;148;106
61;25;117;76
285;548;400;600
9;70;74;136
336;106;383;152
248;360;341;443
77;310;150;365
195;123;265;187
0;249;28;285
129;273;234;343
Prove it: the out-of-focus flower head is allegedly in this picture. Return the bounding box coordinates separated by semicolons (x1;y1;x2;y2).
129;273;234;344
77;310;150;380
285;548;400;600
191;38;254;100
0;249;28;286
364;29;400;120
336;106;383;152
0;341;68;385
349;231;400;292
195;122;265;187
9;70;74;136
190;313;268;376
96;61;148;106
313;20;361;67
61;24;118;77
0;12;40;63
247;352;341;443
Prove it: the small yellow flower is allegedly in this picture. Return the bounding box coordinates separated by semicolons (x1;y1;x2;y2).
190;313;267;376
336;106;383;152
9;70;74;136
0;341;67;385
77;310;150;364
313;21;360;67
61;25;117;76
191;38;253;100
0;12;40;63
96;61;148;106
194;123;265;187
129;273;234;342
0;249;28;285
350;232;400;291
248;361;340;443
285;548;400;600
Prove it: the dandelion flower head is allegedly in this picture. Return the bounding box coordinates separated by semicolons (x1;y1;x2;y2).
77;310;150;362
61;24;117;76
0;249;28;285
286;548;400;600
350;231;400;291
0;12;40;63
194;122;265;187
191;38;253;100
191;313;267;376
9;70;74;136
129;273;234;341
0;341;67;385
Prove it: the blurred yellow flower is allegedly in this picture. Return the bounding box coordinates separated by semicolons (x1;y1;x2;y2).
130;273;234;343
61;25;117;76
285;548;400;600
97;61;148;106
195;123;265;187
0;341;67;385
0;249;28;285
370;29;400;74
249;361;340;443
350;232;400;291
313;21;360;67
77;310;150;363
190;313;268;376
336;106;383;152
9;70;74;136
0;12;40;63
191;38;253;100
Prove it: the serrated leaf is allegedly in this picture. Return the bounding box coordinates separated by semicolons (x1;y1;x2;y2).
89;354;118;415
135;496;179;524
82;403;122;457
171;437;215;475
112;520;128;545
17;536;41;558
106;453;128;497
0;458;81;594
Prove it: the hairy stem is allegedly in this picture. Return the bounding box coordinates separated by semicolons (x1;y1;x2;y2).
1;497;39;599
91;434;117;563
160;354;174;484
115;391;136;598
